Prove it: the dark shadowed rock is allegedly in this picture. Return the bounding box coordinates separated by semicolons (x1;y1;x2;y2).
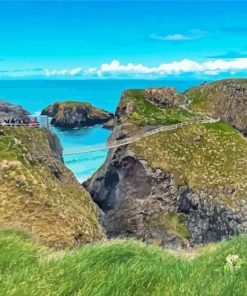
41;101;114;129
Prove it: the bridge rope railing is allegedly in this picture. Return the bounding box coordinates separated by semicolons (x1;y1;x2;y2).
0;123;42;128
63;118;220;155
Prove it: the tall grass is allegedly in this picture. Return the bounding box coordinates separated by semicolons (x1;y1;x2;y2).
0;230;247;295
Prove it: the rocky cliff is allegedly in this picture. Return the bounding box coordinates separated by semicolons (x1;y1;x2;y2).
0;125;103;249
0;99;30;121
84;82;247;249
185;79;247;134
41;101;114;129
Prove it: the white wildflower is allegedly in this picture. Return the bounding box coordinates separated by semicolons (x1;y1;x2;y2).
225;254;241;271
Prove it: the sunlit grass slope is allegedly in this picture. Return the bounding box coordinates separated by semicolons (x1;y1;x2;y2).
1;230;247;296
131;122;247;205
119;90;203;126
0;127;102;248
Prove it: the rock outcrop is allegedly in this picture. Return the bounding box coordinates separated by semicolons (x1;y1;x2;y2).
102;118;115;130
41;101;114;129
144;87;180;108
0;99;30;121
84;82;247;249
186;79;247;134
0;126;103;248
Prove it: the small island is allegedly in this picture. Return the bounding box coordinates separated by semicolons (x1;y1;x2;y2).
41;101;114;129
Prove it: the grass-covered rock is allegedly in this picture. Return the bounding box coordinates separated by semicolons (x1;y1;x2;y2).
118;89;202;128
86;83;247;248
0;126;103;248
0;230;247;296
41;101;114;129
186;79;247;133
131;122;247;191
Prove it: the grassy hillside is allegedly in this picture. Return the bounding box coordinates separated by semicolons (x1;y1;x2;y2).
0;230;247;296
185;79;247;132
130;122;247;203
0;127;103;248
119;90;204;126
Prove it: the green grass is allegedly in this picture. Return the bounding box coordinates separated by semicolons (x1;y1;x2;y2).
55;101;91;107
185;86;214;113
186;79;247;114
204;122;237;132
0;230;247;296
0;127;102;248
121;90;203;126
130;122;247;201
149;212;189;241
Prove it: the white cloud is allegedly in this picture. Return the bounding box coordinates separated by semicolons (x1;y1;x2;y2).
150;29;207;41
42;58;247;78
69;67;82;75
44;69;68;76
88;58;247;77
151;33;191;41
44;67;82;76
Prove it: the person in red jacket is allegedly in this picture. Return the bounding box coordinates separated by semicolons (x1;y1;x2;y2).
29;118;39;127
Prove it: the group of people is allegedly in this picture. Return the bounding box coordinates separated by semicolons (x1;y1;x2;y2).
0;117;40;127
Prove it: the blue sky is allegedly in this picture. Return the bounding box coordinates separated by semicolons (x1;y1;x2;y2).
0;1;247;79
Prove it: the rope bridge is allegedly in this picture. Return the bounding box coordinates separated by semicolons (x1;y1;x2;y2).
63;118;220;156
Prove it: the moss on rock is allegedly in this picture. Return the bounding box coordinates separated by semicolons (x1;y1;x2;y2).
185;79;247;132
130;122;247;202
41;101;114;129
119;89;204;127
0;127;103;249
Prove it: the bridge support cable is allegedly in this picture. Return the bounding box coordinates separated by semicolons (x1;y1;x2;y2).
63;118;220;155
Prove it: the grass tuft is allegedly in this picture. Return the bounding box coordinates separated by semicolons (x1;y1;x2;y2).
0;230;247;296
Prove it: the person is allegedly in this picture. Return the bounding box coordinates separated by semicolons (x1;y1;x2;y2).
29;118;39;127
23;118;29;125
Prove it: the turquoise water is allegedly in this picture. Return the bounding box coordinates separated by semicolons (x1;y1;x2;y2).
0;80;200;181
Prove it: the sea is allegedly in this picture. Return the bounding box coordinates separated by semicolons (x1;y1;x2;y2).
0;79;201;182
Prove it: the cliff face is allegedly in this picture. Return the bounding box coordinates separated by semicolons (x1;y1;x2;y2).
0;126;103;248
186;79;247;134
84;82;247;249
0;99;30;120
41;101;114;129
